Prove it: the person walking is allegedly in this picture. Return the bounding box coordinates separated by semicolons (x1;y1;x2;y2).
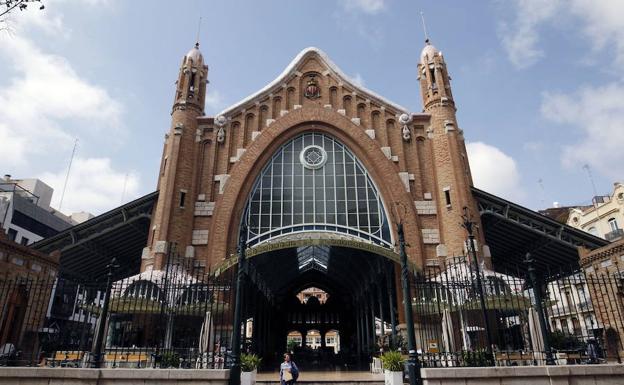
279;353;299;385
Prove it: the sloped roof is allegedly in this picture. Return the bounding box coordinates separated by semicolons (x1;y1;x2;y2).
217;47;410;117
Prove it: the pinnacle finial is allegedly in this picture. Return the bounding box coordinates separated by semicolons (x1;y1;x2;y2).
420;11;429;43
195;16;202;47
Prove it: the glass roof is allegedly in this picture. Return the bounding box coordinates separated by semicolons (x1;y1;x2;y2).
243;132;392;247
297;245;330;272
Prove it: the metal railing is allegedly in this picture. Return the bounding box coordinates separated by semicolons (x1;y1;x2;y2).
407;256;624;367
0;251;237;368
605;228;624;241
2;253;624;369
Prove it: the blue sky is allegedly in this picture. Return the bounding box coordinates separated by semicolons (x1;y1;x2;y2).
1;0;623;215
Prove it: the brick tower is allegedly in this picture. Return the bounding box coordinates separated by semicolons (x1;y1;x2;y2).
143;43;208;270
418;39;485;261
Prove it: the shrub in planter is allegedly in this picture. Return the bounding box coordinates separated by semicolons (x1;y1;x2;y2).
461;349;491;367
241;354;262;385
241;353;262;372
380;350;404;371
380;351;404;385
160;351;180;368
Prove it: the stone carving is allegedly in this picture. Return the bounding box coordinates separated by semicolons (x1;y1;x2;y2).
399;113;411;141
304;75;320;99
215;115;226;144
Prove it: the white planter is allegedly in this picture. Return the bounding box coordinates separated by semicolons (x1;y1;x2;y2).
384;370;403;385
241;369;257;385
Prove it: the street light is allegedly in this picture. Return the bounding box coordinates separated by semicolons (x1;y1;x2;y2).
524;253;556;365
460;206;494;364
230;225;248;385
394;200;421;385
91;257;119;368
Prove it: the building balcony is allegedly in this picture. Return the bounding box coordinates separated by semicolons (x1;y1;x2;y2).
605;228;624;242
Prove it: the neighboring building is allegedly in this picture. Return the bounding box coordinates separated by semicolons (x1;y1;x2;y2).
579;239;624;360
547;274;597;340
0;176;94;246
0;231;59;362
0;176;95;246
567;182;624;242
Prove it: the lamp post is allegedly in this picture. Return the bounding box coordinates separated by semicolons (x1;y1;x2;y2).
460;207;494;364
524;253;556;365
91;257;119;368
398;222;421;385
230;225;248;385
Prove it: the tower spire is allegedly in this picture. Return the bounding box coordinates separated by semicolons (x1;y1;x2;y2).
195;16;202;48
420;11;429;42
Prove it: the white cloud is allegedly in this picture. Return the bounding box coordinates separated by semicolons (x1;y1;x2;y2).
340;0;385;14
500;0;624;69
39;157;140;215
0;34;123;167
499;0;561;69
541;82;624;181
467;142;524;202
0;0;137;216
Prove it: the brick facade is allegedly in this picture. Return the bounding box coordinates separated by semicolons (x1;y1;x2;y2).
579;239;624;359
141;43;486;275
0;232;59;357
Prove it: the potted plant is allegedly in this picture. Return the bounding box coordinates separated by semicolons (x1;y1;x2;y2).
380;350;404;385
160;351;180;368
241;353;262;385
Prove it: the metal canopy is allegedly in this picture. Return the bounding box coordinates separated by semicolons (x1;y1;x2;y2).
472;187;608;275
33;192;158;282
249;246;389;301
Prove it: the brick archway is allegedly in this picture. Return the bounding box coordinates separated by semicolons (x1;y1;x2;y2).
207;107;423;266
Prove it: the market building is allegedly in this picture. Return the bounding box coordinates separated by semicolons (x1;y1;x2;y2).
30;40;612;370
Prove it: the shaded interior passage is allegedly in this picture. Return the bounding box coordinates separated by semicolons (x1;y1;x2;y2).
239;246;400;371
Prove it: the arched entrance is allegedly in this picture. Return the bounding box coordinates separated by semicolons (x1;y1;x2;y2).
245;245;399;370
235;132;402;370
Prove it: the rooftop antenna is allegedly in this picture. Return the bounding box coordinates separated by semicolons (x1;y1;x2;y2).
420;11;429;42
582;164;599;199
120;173;129;204
537;178;546;208
582;164;602;221
59;138;78;212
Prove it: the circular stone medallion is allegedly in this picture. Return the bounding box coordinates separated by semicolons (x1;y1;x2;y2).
300;145;327;169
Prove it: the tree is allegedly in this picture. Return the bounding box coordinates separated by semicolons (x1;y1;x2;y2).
1;0;45;30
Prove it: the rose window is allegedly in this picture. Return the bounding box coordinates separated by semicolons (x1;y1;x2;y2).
300;145;327;169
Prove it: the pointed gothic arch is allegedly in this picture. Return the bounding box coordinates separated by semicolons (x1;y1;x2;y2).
242;132;392;248
206;107;423;265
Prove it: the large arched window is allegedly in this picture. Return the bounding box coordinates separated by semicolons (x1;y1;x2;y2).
243;132;392;247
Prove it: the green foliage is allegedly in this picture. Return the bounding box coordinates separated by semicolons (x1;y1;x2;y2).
240;353;262;372
461;349;491;367
380;350;404;372
160;351;180;368
286;340;299;353
549;331;586;351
